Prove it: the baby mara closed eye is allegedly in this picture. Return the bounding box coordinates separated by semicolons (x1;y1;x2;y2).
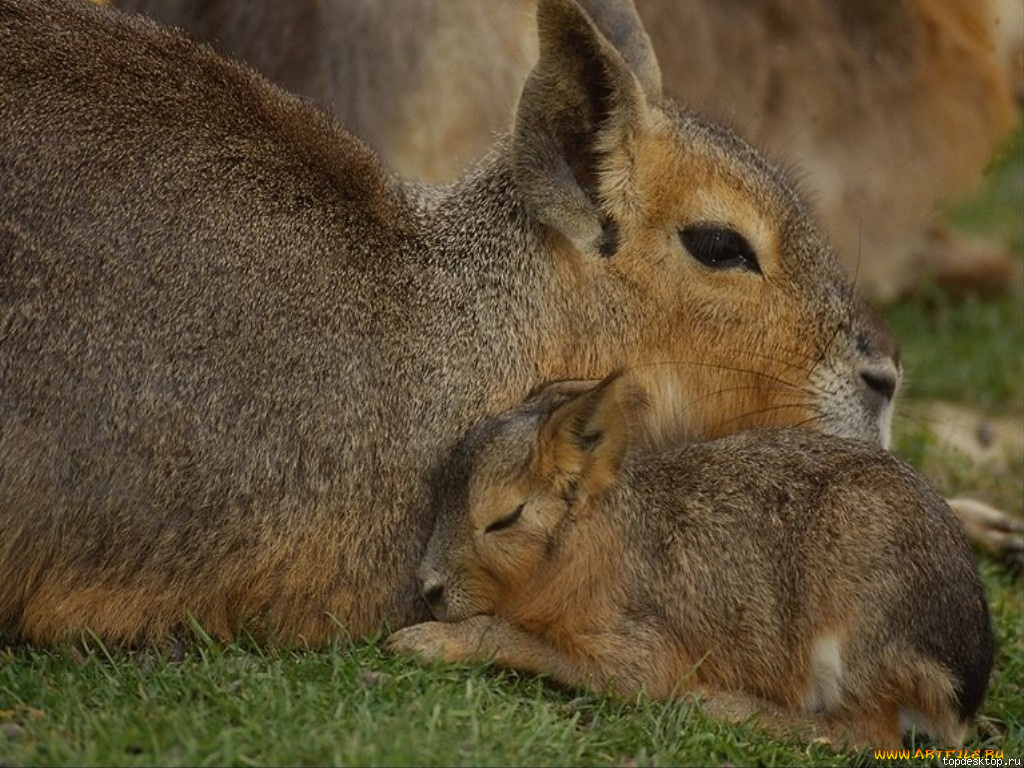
387;374;993;751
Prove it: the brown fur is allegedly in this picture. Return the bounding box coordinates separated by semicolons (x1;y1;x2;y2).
111;0;1024;554
1;0;899;646
389;376;993;750
116;0;1019;300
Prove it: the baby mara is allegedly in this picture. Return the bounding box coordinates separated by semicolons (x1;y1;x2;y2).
388;376;993;749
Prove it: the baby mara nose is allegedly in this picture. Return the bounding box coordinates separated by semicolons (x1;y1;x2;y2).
419;576;445;612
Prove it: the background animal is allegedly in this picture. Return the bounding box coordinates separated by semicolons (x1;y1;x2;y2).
388;376;994;750
0;0;901;646
117;0;1022;301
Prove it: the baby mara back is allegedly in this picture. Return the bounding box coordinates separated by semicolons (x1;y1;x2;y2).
405;379;992;748
0;0;898;646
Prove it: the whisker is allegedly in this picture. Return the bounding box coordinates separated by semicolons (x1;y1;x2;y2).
713;402;824;432
707;344;820;370
890;407;932;433
851;221;864;303
708;345;823;389
826;221;862;367
663;387;813;424
623;359;809;394
783;412;830;432
816;314;845;377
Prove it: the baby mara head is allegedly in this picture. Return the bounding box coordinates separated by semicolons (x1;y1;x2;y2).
418;376;641;623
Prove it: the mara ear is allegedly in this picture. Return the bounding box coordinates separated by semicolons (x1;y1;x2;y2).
536;372;642;505
512;0;663;257
574;0;662;98
527;377;605;408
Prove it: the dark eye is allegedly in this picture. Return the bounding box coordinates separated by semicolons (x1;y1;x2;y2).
679;226;761;274
484;504;524;534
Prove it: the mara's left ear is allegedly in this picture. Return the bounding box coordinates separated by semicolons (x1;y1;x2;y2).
575;0;662;98
536;372;640;504
512;0;663;257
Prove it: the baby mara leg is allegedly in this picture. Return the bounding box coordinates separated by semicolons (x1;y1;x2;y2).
387;616;611;692
388;618;872;750
690;688;886;753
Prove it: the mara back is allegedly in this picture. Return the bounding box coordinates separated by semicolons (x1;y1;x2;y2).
0;0;899;645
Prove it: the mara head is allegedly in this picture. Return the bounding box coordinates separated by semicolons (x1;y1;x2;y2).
513;0;900;447
418;376;637;623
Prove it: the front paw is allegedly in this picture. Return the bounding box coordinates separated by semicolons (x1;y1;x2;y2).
386;621;471;664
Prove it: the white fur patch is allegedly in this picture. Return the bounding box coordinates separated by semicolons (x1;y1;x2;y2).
899;708;966;745
878;401;894;449
899;708;930;735
804;633;844;713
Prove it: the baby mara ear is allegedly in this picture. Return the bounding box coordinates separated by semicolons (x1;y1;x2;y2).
512;0;661;257
535;372;643;506
525;377;604;407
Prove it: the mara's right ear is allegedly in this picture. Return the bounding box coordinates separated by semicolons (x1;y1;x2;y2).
512;0;662;257
536;373;640;506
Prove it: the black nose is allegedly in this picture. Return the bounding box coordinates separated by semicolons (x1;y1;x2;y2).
861;367;898;403
422;581;444;607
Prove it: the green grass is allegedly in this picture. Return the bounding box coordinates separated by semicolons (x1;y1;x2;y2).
885;289;1023;411
2;133;1022;768
885;126;1024;517
0;638;852;767
885;127;1024;413
1;590;1021;767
